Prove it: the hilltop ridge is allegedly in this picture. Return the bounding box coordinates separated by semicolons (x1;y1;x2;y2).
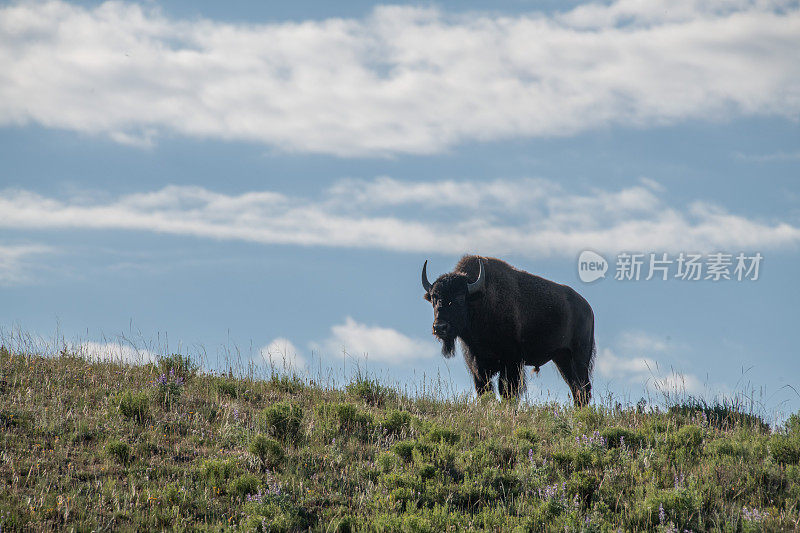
0;347;798;531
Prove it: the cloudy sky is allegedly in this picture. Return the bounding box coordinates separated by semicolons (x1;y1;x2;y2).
1;0;798;416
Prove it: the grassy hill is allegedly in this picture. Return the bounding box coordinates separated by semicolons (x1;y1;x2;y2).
1;346;799;532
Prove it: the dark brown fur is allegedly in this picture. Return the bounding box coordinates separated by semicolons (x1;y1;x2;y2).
423;255;595;406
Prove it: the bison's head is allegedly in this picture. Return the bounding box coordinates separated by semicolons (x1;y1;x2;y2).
421;258;485;358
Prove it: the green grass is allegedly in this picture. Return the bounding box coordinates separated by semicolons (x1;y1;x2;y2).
0;345;799;531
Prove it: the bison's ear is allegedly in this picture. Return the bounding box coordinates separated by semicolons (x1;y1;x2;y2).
424;292;432;302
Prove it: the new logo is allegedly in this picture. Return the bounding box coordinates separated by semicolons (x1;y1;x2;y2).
578;251;608;283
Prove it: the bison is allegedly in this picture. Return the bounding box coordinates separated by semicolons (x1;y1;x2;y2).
421;255;595;406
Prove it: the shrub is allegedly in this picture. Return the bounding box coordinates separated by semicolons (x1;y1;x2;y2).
332;403;360;427
116;390;150;423
200;458;238;487
106;440;131;465
477;391;496;405
381;410;413;435
268;374;305;394
769;435;800;464
250;434;285;469
602;427;645;449
392;441;416;462
262;401;304;441
668;425;704;453
786;412;800;435
462;440;516;474
373;513;437;533
417;463;437;481
346;376;395;407
242;501;314;533
157;352;196;380
376;452;400;473
639;488;701;530
513;427;539;444
426;425;460;445
669;400;769;432
574;405;605;430
550;448;596;472
316;402;373;432
228;474;261;499
566;471;599;505
217;379;238;398
707;438;750;459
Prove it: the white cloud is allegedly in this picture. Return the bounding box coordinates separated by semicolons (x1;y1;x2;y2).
650;371;705;396
0;243;54;285
0;1;797;155
616;330;672;354
596;331;705;395
595;347;656;381
1;177;798;258
259;337;306;371
327;176;559;210
321;317;437;363
72;340;158;364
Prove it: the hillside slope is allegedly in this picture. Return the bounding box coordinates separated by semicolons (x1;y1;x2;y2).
0;347;798;531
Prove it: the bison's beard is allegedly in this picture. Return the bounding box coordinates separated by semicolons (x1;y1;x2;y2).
441;336;457;358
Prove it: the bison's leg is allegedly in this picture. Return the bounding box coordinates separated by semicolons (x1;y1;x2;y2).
573;363;592;407
553;350;592;407
472;371;494;397
462;343;495;397
498;364;525;399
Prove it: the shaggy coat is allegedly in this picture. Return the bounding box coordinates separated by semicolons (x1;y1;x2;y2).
423;255;595;406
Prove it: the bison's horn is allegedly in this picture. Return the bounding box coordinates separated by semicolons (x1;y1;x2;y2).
467;258;486;295
421;260;433;293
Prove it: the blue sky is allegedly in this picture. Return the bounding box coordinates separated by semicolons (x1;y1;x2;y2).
1;0;799;418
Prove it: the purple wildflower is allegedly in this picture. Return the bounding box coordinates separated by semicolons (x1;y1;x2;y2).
742;506;764;523
245;482;282;503
576;431;607;448
537;483;558;500
246;490;264;503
